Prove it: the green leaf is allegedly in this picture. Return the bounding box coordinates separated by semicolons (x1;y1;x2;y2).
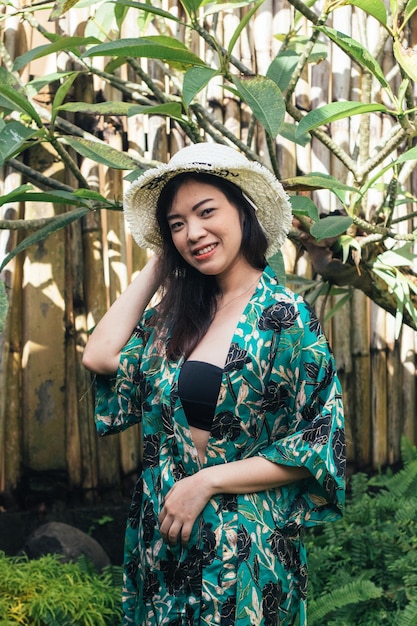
338;234;362;264
183;67;218;107
27;71;78;96
289;195;319;222
114;1;129;30
282;172;360;194
310;215;353;241
0;184;34;205
179;0;204;17
296;101;387;138
279;121;310;147
109;0;182;23
309;580;383;623
59;101;139;115
376;244;416;267
274;35;327;64
51;73;80;126
318;26;390;89
13;37;101;72
337;0;387;26
393;39;417;84
231;76;285;138
0;208;90;272
227;0;264;57
61;99;182;121
202;0;256;14
0;121;41;166
49;0;82;20
396;146;417;163
404;0;417;25
324;290;353;322
62;136;139;169
266;51;299;92
0;185;112;208
127;103;184;121
0;281;8;334
0;85;43;127
82;37;206;68
268;250;286;285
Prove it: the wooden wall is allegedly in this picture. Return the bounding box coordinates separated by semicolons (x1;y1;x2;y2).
0;0;416;506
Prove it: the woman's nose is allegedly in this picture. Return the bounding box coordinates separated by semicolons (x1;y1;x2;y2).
187;218;206;242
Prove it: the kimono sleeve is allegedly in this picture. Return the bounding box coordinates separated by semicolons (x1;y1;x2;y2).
93;312;153;437
258;301;346;527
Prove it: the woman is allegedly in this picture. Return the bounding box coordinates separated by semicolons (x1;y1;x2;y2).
83;142;345;626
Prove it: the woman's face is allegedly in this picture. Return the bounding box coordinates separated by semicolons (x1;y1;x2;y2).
166;179;246;278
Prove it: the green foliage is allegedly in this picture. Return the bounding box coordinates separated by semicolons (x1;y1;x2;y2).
306;438;417;625
0;551;123;625
0;0;416;331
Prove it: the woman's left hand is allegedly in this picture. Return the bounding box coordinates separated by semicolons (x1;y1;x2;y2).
158;472;213;546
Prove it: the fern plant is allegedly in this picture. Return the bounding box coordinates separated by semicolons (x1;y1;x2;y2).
0;552;123;625
306;437;417;625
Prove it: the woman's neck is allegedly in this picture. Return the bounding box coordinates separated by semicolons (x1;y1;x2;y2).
216;264;263;307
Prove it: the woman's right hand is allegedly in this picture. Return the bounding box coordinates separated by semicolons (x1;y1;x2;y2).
82;254;161;375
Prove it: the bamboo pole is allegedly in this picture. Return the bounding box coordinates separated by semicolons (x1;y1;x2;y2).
370;302;388;468
0;168;24;495
21;146;67;475
351;290;372;468
64;219;83;493
328;5;351;213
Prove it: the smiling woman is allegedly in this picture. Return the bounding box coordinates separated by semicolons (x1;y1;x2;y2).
82;142;346;626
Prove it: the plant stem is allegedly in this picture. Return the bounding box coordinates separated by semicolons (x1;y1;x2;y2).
7;159;75;192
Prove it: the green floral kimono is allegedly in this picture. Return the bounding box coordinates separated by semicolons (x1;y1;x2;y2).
94;265;345;626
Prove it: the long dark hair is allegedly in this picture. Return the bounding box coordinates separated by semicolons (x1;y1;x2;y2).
155;172;268;359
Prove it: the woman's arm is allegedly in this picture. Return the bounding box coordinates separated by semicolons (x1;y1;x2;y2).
82;254;161;375
159;457;310;545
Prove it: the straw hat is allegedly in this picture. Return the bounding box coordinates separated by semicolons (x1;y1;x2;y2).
124;142;292;257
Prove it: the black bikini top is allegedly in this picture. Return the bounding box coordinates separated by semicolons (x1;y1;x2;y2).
178;360;223;431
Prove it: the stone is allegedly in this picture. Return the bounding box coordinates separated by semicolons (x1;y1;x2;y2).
20;521;111;571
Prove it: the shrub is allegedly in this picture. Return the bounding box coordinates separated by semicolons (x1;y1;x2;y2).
0;552;123;625
306;438;417;626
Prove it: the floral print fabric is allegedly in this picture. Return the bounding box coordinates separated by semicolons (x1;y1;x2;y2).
94;265;345;626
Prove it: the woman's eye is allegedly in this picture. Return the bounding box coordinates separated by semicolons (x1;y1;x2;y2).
170;221;183;232
201;207;215;217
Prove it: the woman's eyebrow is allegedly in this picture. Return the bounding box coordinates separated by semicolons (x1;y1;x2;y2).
167;197;214;221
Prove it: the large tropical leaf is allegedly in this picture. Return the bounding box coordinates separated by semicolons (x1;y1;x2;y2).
333;0;387;26
83;37;206;68
0;85;43;127
290;196;320;222
282;173;360;194
49;0;83;20
13;37;101;72
109;0;182;23
59;101;183;120
296;101;387;138
393;39;417;83
0;121;41;166
231;76;285;138
310;215;354;241
266;51;299;92
318;26;390;89
183;67;219;107
227;0;264;57
62;136;139;170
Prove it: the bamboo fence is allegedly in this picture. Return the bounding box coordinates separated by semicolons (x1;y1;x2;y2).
0;0;416;505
